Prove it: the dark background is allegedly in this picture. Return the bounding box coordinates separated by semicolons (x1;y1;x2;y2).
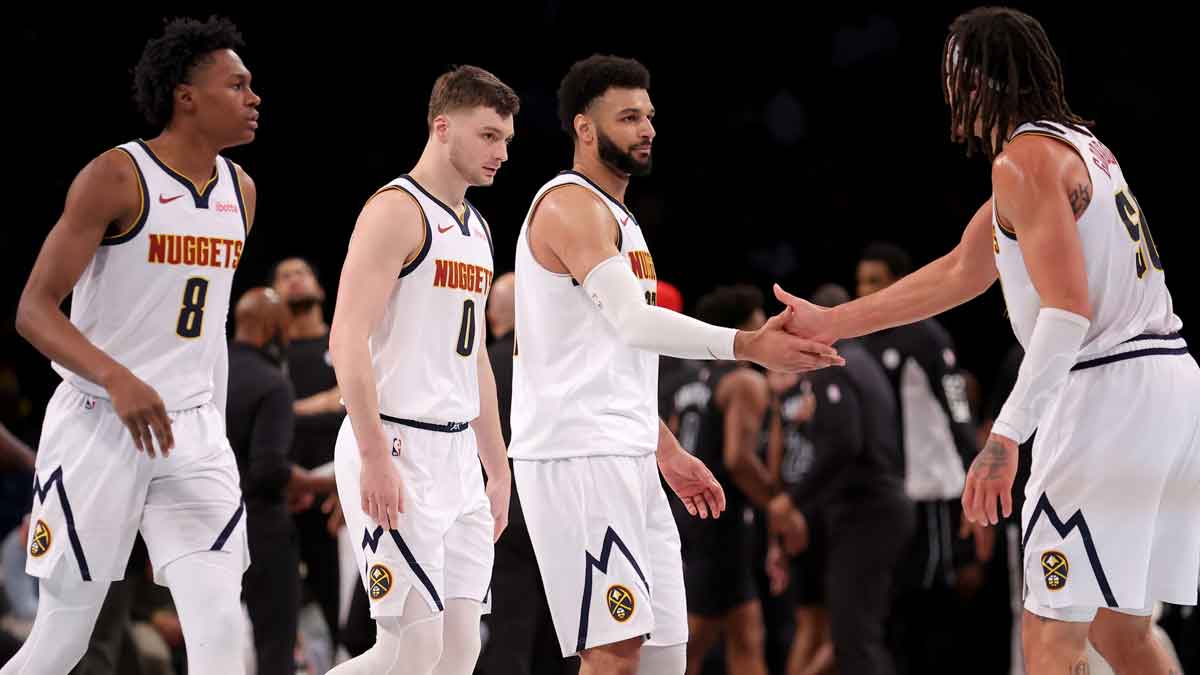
3;4;1191;441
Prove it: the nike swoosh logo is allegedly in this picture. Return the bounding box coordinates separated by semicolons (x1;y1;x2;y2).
437;224;455;234
159;194;184;204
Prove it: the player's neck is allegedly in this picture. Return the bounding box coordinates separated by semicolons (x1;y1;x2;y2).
145;128;221;188
571;156;630;204
409;151;469;216
289;306;328;340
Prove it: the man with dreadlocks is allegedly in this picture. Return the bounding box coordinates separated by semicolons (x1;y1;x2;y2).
774;7;1197;674
6;16;260;674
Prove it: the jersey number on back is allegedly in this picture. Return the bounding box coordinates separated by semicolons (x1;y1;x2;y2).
176;277;208;339
456;299;476;356
1115;189;1163;279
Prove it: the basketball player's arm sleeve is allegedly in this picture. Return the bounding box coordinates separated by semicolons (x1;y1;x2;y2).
788;373;864;512
245;381;296;500
583;256;737;359
919;328;978;466
991;309;1089;444
990;144;1093;444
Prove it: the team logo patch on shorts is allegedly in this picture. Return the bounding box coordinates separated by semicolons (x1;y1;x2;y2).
606;584;635;622
30;520;51;558
369;564;393;600
1041;551;1068;591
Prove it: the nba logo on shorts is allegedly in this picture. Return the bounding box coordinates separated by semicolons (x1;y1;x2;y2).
391;438;401;457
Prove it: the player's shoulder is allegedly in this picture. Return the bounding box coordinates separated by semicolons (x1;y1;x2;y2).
81;146;141;190
535;182;610;224
994;129;1082;190
361;183;425;221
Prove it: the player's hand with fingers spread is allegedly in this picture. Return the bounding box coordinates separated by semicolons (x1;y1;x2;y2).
772;284;838;345
360;430;404;531
659;445;726;520
103;366;174;457
962;433;1018;526
737;306;844;373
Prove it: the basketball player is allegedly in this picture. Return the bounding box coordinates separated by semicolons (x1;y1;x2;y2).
774;8;1199;674
510;55;843;675
6;16;259;675
327;66;518;675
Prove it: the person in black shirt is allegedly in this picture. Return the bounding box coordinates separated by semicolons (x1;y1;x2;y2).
854;242;992;673
227;287;327;675
272;257;345;645
767;284;914;675
666;285;802;675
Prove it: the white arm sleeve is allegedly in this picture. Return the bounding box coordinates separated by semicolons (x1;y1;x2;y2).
582;255;737;360
992;307;1090;444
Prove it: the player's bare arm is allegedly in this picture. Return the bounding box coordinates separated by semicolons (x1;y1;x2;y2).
329;189;424;531
16;149;175;456
657;418;726;519
719;369;779;508
473;331;511;542
531;186;842;372
775;198;999;343
963;137;1093;527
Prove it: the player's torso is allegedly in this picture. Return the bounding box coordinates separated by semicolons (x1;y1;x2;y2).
992;121;1182;359
509;171;659;460
56;140;247;410
371;175;494;424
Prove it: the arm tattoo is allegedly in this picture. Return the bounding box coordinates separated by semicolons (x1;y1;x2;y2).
1069;182;1092;218
971;437;1010;480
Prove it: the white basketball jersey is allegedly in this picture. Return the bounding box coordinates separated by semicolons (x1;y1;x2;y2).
54;140;247;411
369;175;494;424
992;121;1183;360
509;171;660;460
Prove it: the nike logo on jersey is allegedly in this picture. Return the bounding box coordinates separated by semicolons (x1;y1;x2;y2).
159;194;184;204
621;215;631;227
437;224;456;234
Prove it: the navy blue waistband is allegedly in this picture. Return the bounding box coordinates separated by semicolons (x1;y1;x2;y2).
380;414;469;433
1072;332;1188;372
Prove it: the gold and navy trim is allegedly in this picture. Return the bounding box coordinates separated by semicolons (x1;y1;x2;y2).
401;174;472;236
134;139;220;208
465;200;494;258
102;148;151;246
560;170;630;251
369;185;431;279
224;158;249;234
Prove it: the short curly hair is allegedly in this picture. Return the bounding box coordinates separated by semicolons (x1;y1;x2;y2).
133;16;245;129
557;55;650;139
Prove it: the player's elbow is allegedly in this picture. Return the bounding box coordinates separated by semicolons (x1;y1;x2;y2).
14;289;42;343
608;305;658;352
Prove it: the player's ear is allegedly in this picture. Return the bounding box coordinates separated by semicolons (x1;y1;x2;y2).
175;83;196;115
431;115;451;144
574;114;593;145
